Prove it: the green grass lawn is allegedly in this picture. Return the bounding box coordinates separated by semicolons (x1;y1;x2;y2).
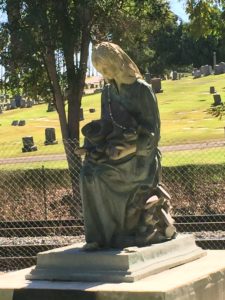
0;74;224;159
0;160;68;170
158;74;225;144
162;147;225;167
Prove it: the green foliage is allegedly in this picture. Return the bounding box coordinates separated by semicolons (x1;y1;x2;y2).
186;0;222;37
109;0;172;73
185;0;225;44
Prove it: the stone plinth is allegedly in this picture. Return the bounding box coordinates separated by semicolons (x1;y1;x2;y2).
0;250;225;300
26;234;205;283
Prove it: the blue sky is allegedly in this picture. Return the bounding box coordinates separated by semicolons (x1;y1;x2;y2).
169;0;189;22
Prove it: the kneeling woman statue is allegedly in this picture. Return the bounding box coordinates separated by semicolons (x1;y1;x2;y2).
79;42;176;250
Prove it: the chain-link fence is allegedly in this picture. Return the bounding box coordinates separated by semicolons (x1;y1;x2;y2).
0;139;224;271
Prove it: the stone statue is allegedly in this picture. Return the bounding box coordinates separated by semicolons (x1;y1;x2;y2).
79;42;176;250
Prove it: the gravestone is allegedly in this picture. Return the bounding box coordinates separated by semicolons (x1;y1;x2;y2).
18;120;26;126
209;86;216;94
10;99;17;109
22;136;37;152
151;78;162;93
171;71;178;80
200;65;204;74
20;99;26;108
47;102;56;112
193;69;201;79
14;94;21;107
219;62;225;73
89;108;96;113
44;128;58;145
201;65;211;76
4;103;10;110
209;65;213;74
213;94;222;106
214;64;222;75
80;108;84;121
26;99;33;108
11;120;18;126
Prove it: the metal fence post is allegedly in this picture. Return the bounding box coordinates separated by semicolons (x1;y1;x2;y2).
41;165;48;220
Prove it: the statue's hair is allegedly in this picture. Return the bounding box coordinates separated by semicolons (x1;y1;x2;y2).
92;42;142;81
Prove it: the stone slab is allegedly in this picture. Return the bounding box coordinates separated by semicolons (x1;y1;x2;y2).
0;250;224;300
26;234;206;282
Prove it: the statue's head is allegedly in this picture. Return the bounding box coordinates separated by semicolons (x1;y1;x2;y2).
92;42;142;84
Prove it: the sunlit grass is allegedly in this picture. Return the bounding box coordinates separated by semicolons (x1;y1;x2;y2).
0;160;68;170
0;74;225;158
162;147;225;166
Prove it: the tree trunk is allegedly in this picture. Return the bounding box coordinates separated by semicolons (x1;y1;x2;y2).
43;49;68;140
6;0;22;86
44;47;82;215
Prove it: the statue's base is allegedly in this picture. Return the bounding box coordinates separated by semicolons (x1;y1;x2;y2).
26;234;205;283
1;249;225;300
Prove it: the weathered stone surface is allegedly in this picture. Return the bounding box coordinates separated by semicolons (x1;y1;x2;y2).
44;128;58;145
200;65;211;76
26;234;206;283
193;69;201;78
18;120;26;126
151;78;162;93
219;62;225;73
11;120;18;126
80;42;166;250
214;64;223;75
22;136;37;152
210;86;216;94
46;102;56;112
213;94;222;106
0;250;225;300
171;71;178;80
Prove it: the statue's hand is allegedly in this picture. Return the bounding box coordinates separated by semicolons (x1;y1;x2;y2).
106;145;121;158
74;147;87;156
106;144;136;160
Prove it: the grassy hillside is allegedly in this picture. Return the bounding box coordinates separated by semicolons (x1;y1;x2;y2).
159;74;225;144
0;73;224;151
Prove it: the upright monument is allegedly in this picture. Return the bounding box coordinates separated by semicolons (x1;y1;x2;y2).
27;42;205;283
80;42;176;250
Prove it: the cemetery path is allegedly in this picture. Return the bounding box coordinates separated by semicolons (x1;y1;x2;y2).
160;140;225;152
0;140;224;165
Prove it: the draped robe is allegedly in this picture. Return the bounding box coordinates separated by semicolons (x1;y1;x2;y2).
80;79;161;248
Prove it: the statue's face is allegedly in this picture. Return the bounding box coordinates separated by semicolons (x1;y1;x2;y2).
93;60;117;80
